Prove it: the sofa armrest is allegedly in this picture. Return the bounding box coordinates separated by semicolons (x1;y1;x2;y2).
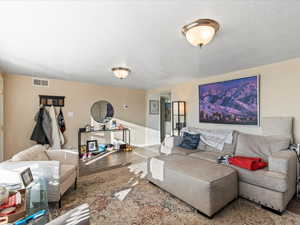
268;150;297;174
46;150;79;168
160;136;182;155
268;150;297;203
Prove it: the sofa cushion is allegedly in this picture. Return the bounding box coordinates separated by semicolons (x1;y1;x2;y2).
179;132;200;149
189;151;228;163
172;146;201;155
11;145;50;161
235;133;290;161
60;165;76;182
230;165;288;192
262;117;294;143
181;128;238;153
156;154;236;183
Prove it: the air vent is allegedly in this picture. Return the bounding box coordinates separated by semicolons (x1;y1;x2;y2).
32;78;49;87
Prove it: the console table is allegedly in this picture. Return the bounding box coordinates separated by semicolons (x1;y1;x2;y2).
77;127;131;157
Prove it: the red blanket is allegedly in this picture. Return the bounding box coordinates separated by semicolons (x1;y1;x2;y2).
228;156;267;171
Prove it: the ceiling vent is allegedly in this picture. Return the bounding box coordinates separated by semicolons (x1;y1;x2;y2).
32;78;49;87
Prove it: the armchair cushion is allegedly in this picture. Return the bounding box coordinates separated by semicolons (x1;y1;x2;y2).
46;150;79;168
11;145;49;162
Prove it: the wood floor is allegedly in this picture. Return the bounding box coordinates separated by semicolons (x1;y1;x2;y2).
79;146;159;176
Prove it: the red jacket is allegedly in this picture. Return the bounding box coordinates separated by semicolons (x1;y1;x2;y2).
229;156;267;171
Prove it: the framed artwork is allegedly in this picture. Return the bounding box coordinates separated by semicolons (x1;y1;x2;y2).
87;140;98;152
199;75;260;125
20;168;33;187
165;103;171;121
149;100;159;115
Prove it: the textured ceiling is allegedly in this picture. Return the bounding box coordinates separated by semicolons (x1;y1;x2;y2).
0;0;300;89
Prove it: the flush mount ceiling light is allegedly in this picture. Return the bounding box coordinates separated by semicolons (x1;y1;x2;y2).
182;19;220;47
112;67;131;79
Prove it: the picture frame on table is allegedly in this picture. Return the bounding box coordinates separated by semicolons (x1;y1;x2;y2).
20;168;33;187
149;100;159;115
87;140;98;152
80;145;87;154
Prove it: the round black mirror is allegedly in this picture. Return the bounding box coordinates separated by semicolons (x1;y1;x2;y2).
90;100;114;123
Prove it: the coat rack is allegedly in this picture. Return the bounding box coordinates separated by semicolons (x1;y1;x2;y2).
39;95;65;107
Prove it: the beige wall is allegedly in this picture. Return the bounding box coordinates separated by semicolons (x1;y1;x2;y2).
146;58;300;143
4;74;146;159
0;72;3;161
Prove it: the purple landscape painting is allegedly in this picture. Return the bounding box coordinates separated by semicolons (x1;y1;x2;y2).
199;76;259;125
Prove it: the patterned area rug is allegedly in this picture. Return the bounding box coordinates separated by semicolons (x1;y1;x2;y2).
52;162;300;225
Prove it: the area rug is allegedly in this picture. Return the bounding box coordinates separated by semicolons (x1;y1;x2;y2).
52;162;300;225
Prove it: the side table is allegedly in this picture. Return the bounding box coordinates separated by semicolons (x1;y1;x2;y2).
21;178;50;225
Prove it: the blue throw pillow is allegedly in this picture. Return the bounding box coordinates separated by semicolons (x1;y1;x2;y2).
179;132;200;150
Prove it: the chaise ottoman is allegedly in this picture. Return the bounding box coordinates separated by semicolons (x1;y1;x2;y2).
147;154;238;217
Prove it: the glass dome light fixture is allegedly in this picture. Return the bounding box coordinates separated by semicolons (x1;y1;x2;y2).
181;19;220;47
112;67;131;79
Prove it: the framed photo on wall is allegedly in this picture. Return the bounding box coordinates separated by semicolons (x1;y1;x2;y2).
149;100;159;115
199;75;260;125
165;102;171;121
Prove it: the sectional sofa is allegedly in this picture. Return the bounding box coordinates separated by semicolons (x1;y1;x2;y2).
147;117;297;217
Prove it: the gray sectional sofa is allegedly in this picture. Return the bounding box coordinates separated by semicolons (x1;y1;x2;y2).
147;117;297;217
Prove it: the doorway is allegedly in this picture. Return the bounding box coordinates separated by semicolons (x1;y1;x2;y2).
160;93;171;143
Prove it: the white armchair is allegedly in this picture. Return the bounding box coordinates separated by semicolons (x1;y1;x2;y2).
3;145;79;207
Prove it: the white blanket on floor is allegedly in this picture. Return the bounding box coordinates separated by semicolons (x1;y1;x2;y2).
150;158;164;181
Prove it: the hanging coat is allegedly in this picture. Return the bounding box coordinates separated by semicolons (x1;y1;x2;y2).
49;106;63;149
34;107;53;146
31;108;49;145
43;109;53;146
57;108;66;133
